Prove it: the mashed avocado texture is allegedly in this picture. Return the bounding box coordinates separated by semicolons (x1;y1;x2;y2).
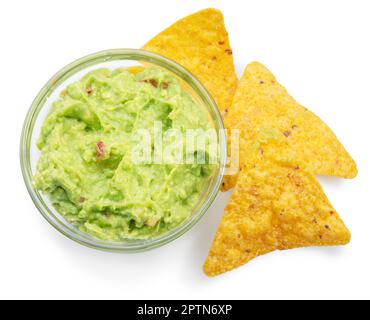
35;67;215;241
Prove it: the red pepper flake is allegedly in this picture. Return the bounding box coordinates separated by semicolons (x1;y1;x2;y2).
325;225;331;230
292;124;299;130
218;41;225;45
225;49;233;55
142;79;158;88
283;131;291;137
294;166;300;170
86;86;93;96
259;81;265;84
79;196;86;203
96;141;105;160
212;56;217;61
161;82;169;89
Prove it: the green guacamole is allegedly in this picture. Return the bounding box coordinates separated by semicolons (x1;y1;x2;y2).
35;67;215;241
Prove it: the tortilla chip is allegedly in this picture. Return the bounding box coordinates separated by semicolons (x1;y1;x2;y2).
142;8;238;117
204;146;351;276
222;62;357;191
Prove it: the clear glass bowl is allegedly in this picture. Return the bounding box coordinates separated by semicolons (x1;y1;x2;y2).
20;49;226;252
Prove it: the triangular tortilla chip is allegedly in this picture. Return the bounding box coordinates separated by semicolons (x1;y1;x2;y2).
222;62;357;191
204;144;351;276
142;8;238;116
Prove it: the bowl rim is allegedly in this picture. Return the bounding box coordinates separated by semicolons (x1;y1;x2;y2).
20;48;227;253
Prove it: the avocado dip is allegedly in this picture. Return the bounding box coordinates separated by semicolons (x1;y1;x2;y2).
34;67;216;241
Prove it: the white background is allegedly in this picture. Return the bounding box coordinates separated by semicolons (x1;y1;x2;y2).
1;0;369;300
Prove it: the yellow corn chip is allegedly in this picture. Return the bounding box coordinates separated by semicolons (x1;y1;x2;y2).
222;62;357;191
204;140;351;276
142;8;238;117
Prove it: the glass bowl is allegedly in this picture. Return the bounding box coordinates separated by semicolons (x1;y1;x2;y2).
20;49;226;252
